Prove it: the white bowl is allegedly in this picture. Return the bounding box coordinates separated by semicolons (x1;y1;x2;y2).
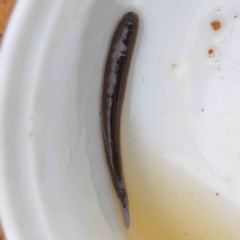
1;0;240;239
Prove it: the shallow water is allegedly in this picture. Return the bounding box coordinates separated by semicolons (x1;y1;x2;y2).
120;1;240;239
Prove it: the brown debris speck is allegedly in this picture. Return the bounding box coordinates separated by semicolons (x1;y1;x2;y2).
211;21;221;31
216;192;219;196
208;49;214;55
234;15;238;18
202;109;204;112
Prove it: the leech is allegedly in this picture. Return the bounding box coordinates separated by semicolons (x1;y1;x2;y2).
101;12;139;228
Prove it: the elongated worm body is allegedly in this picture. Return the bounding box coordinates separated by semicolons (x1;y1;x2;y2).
101;12;139;228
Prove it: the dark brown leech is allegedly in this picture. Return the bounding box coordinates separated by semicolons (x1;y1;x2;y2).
101;12;139;228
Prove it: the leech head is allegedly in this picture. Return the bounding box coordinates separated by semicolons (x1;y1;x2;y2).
119;195;130;228
117;183;130;228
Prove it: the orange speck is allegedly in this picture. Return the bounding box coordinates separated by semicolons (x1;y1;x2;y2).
211;21;221;31
208;49;214;55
